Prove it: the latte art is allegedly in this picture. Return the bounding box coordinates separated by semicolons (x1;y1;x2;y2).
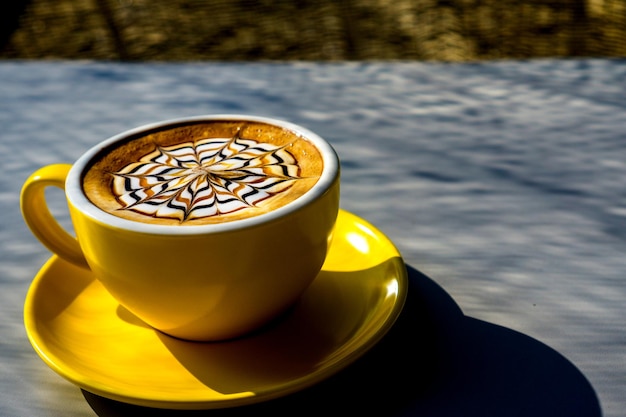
83;120;324;225
112;135;301;221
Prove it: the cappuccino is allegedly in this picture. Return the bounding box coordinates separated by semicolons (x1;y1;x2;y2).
83;120;323;225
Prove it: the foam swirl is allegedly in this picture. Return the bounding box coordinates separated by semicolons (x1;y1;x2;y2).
111;135;301;221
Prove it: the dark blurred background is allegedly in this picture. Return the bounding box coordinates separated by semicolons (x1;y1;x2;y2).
1;0;625;61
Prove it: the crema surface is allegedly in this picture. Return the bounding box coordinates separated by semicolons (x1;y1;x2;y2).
83;121;323;225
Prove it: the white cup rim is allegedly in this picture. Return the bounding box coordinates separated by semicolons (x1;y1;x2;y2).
66;115;339;235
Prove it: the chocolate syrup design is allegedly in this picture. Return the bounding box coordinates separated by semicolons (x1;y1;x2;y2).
111;134;300;221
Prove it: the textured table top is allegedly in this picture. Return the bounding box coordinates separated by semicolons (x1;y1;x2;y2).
1;59;624;417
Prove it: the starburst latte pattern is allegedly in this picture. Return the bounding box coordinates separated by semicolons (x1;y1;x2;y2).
111;134;301;221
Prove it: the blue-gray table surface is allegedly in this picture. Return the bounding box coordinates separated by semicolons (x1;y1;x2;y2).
1;59;624;417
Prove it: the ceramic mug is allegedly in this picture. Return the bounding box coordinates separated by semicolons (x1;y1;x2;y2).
21;115;340;341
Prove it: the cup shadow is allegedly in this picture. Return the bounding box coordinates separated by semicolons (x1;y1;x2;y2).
82;264;602;417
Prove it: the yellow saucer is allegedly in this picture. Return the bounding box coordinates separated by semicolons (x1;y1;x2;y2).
24;210;407;410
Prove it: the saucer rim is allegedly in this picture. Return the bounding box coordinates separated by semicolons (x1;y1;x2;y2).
24;209;408;410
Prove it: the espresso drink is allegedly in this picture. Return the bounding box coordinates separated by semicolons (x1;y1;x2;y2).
83;120;323;225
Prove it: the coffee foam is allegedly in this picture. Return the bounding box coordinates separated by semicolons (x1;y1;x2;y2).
83;121;323;225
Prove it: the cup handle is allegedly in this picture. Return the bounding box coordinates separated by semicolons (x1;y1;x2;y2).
20;164;89;269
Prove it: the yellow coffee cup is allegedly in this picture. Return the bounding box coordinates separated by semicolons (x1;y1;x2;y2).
21;115;340;341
